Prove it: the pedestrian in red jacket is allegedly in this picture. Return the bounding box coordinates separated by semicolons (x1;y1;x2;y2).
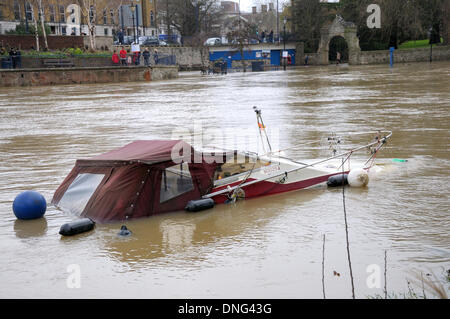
112;51;120;66
119;47;127;65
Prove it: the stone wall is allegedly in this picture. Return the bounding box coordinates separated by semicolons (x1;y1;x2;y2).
297;45;450;65
83;36;114;51
0;65;178;87
359;45;450;64
17;56;114;69
300;53;320;65
114;45;209;70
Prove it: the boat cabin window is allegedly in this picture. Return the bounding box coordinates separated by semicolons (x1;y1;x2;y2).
58;173;105;215
160;162;194;203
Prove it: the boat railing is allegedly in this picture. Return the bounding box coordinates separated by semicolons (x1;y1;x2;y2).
203;130;392;199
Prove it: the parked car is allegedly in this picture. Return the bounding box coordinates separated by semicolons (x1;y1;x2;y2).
114;35;135;45
204;37;222;46
139;36;167;46
138;36;155;45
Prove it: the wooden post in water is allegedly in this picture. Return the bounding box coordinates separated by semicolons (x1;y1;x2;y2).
342;158;355;299
384;250;387;299
322;234;326;299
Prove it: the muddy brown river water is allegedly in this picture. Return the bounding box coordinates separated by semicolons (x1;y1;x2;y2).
0;62;449;298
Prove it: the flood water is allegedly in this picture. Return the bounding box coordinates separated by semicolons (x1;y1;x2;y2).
0;62;449;299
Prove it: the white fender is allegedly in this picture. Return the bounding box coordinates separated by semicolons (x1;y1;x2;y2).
348;168;369;187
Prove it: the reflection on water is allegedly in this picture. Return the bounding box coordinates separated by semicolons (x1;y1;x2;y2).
0;62;449;298
14;218;48;238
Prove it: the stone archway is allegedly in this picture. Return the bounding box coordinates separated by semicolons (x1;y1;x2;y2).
317;15;361;65
329;36;349;63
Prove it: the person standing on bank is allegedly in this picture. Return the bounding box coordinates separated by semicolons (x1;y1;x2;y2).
9;48;16;69
143;48;151;66
15;48;22;68
154;49;158;65
133;51;140;65
336;51;341;65
119;47;127;65
112;50;120;66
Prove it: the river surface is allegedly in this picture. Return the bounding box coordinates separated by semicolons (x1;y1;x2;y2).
0;62;449;299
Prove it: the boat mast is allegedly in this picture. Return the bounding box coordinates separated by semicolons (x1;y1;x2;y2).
253;106;272;154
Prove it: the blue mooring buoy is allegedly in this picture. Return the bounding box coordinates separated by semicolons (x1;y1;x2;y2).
12;191;47;220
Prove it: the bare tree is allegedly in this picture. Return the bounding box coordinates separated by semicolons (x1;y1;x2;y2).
31;2;39;51
227;19;255;72
157;0;221;40
79;0;97;50
35;0;48;50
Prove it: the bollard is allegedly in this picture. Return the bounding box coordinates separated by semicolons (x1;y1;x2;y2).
389;47;395;68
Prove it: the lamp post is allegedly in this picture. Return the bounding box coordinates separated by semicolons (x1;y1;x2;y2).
130;3;136;43
276;0;279;44
283;17;286;71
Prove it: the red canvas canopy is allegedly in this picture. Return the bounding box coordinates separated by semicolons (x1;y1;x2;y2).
52;140;224;222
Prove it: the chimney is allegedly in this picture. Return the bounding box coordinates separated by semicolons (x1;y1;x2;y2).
261;4;267;12
252;6;257;14
269;3;274;11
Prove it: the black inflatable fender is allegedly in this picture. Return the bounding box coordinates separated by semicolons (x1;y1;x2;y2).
327;174;348;187
185;198;215;212
59;218;95;236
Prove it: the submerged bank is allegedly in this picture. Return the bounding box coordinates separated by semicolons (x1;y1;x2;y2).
0;65;178;87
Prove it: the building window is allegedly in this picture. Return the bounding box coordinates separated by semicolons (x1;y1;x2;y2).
13;1;21;21
110;9;115;25
48;5;55;22
25;2;33;21
104;28;108;36
150;11;154;27
59;5;65;23
89;5;95;23
103;9;107;24
61;26;66;35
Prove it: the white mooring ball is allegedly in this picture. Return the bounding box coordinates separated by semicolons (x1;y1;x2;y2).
347;168;369;187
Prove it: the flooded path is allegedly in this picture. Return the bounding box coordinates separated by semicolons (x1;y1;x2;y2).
0;62;449;298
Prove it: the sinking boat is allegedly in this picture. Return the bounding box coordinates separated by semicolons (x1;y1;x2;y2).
52;108;392;222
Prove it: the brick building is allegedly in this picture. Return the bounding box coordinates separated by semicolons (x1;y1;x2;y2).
0;0;157;37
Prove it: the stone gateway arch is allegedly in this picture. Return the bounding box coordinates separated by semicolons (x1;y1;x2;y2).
317;15;361;65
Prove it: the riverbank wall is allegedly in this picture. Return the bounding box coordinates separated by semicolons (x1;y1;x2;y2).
112;46;209;70
301;45;450;65
4;46;207;70
358;45;450;64
0;65;178;87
